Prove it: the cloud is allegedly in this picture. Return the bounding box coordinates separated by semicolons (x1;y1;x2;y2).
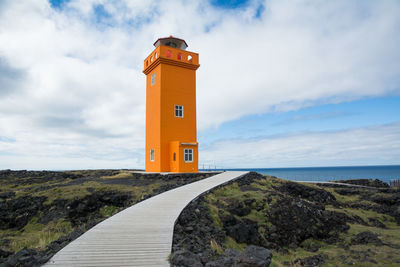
200;122;400;168
271;111;357;126
0;0;399;168
0;57;26;96
195;0;400;128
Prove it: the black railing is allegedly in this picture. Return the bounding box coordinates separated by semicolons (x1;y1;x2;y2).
390;179;400;188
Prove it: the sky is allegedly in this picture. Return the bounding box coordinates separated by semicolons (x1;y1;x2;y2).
0;0;399;170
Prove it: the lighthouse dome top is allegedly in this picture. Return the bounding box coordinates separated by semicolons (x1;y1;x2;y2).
153;36;188;50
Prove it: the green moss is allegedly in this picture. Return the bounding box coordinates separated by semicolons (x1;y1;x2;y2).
348;223;400;246
99;206;118;217
5;218;73;253
327;189;361;204
206;202;222;228
270;247;316;266
244;209;266;224
213;182;242;199
101;172;133;179
327;205;384;221
300;238;325;248
210;239;224;255
225;236;246;252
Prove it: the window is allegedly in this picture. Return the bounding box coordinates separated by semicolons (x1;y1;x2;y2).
175;105;183;118
150;149;155;161
184;149;193;162
151;73;155;86
173;152;176;161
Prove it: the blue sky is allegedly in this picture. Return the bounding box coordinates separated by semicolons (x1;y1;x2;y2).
0;0;399;169
200;96;400;146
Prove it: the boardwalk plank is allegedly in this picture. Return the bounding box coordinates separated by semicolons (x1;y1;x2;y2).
44;171;248;266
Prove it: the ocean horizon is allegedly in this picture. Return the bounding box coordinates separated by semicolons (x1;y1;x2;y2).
206;165;400;184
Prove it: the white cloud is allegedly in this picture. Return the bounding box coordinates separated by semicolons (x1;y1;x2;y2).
201;122;400;168
0;0;399;169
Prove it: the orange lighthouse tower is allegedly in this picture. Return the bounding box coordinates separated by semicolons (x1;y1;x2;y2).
143;36;200;173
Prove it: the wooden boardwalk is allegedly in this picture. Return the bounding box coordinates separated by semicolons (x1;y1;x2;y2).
43;171;248;267
299;181;379;189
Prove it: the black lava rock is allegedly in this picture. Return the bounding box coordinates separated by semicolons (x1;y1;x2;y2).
67;191;131;225
237;245;272;267
368;218;386;228
0;192;15;200
279;182;336;204
351;231;383;245
172;197;226;255
0;248;12;259
227;199;252;216
170;250;203;267
294;254;325;267
265;198;349;247
335;179;389;188
0;196;47;230
225;219;261;245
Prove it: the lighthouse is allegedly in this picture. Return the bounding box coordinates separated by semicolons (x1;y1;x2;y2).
143;36;200;173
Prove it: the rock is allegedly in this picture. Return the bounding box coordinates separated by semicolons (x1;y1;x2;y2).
370;193;400;206
204;248;240;266
225;248;240;258
368;218;386;228
0;249;12;259
335;179;389;188
294;254;325;266
0;192;15;200
4;248;39;267
0;196;47;229
228;200;251;216
236;172;265;186
351;231;383;245
300;241;321;253
205;256;237;267
334;188;360;196
265;198;349;247
67;191;131;225
237;245;272;267
226;219;261;245
170;250;203;267
279;182;336;204
0;170;215;266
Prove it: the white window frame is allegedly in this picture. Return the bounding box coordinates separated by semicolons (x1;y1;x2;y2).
184;149;193;163
151;73;155;86
175;105;183;118
150;149;155;162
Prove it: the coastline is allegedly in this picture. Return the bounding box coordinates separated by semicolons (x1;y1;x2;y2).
211;165;400;184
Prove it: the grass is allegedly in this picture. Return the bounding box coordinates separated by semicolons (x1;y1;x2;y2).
99;205;119;217
270;247;317;266
205;201;223;228
225;236;246;252
3;217;73;253
210;239;224;255
199;175;400;266
324;188;362;204
347;223;400;246
0;170;214;256
326;206;390;224
101;172;133;179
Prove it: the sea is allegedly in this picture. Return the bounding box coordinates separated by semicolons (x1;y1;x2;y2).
212;165;400;184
